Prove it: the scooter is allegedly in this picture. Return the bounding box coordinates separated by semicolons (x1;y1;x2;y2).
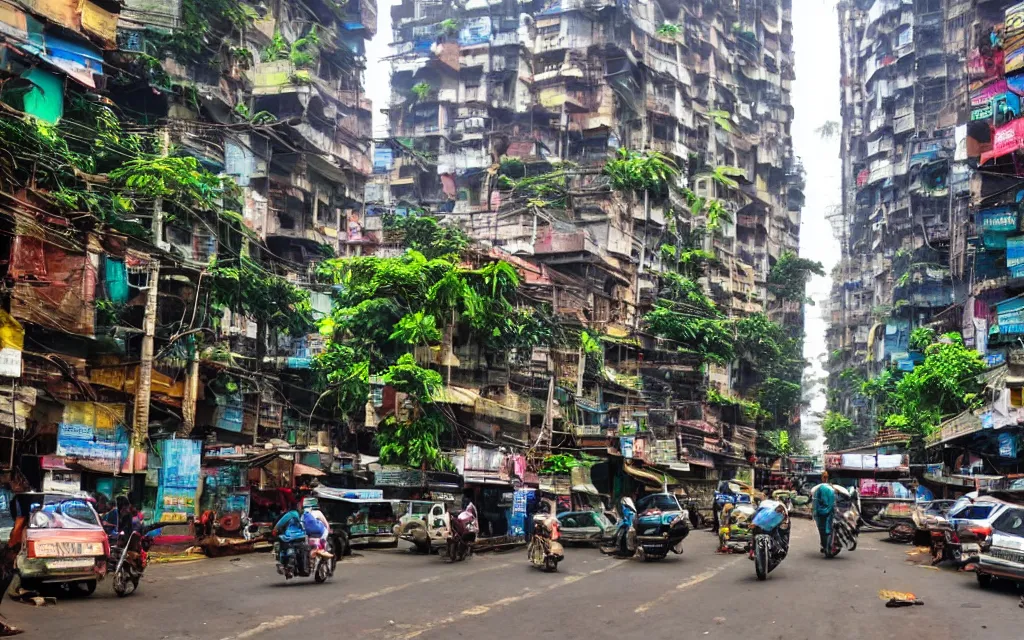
528;504;564;572
749;499;790;581
441;503;478;562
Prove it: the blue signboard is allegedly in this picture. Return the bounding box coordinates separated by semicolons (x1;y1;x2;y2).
155;439;202;523
997;297;1024;335
1010;236;1024;277
999;432;1018;458
509;488;533;539
457;16;492;46
985;352;1007;367
977;206;1018;232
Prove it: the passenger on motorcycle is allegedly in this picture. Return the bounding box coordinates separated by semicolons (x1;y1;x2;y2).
811;472;837;554
301;497;332;561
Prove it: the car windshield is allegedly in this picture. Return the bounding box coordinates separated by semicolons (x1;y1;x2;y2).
28;497;100;530
953;504;997;521
993;509;1024;537
410;503;432;516
639;495;680;512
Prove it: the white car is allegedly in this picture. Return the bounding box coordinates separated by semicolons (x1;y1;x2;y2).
977;506;1024;589
948;498;1010;530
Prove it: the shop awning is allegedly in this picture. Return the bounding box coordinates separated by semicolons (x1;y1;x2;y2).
622;462;672;488
982;118;1024;164
571;483;601;495
293;463;326;477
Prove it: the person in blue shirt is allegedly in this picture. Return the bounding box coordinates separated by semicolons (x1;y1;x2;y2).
812;472;837;554
273;504;309;576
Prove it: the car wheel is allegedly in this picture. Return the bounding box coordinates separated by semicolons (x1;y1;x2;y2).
977;572;993;589
336;533;351;557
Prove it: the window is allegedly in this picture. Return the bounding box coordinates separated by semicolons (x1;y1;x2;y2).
954;504;996;521
28;497;100;530
993;509;1024;536
637;494;680;512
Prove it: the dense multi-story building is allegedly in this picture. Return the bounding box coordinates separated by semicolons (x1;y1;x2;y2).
827;0;968;438
372;0;808;494
0;0;375;519
827;1;1024;486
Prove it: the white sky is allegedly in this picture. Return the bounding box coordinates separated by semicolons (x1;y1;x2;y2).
793;0;842;452
361;3;843;451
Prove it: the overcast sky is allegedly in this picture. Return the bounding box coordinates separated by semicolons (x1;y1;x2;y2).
793;1;842;452
361;3;843;451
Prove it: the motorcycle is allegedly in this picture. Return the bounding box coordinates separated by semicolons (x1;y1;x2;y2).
441;503;478;563
527;509;564;572
824;486;860;559
749;499;790;581
108;525;159;597
274;536;335;583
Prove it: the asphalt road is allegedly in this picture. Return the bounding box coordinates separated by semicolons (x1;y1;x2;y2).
7;520;1022;640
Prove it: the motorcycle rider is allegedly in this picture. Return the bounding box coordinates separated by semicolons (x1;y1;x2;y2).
272;501;309;575
811;472;837;554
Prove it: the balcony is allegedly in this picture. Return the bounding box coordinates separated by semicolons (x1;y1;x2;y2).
534;229;598;256
646;93;675;115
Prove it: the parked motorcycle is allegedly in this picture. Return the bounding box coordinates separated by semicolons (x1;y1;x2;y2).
749;499;790;581
108;525;159;597
441;503;478;563
274;537;335;583
527;507;564;572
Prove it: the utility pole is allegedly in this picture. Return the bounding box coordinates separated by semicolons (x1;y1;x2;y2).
181;341;200;435
133;257;160;453
152;129;170;247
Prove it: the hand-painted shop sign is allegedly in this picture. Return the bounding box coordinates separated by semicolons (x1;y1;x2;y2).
985;352;1007;367
983;118;1024;164
997;297;1024;335
972;79;1008;107
977;206;1018;232
374;468;425;487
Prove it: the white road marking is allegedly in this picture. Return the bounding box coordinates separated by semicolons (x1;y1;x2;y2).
218;560;515;639
220;611;319;640
394;560;627;639
634;557;744;614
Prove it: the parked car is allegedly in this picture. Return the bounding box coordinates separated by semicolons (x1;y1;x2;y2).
11;492;109;595
394;500;441;553
976;506;1024;589
556;511;615;545
948;498;1010;530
